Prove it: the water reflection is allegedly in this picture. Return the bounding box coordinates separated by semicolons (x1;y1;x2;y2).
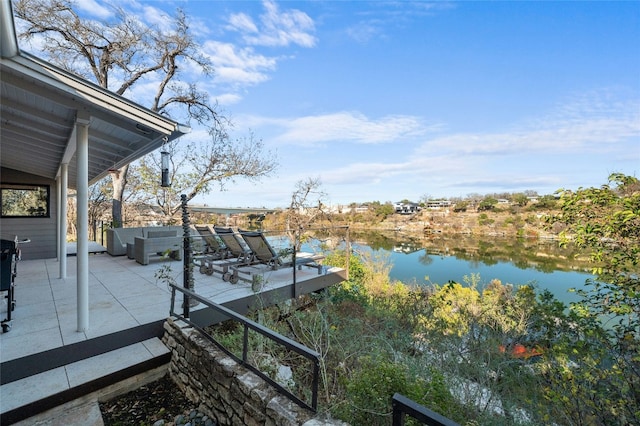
341;231;594;305
350;231;592;274
417;253;433;266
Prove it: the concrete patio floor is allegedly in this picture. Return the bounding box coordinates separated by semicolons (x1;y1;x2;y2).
0;248;344;424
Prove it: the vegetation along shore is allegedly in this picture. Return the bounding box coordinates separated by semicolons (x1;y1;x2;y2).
184;174;639;425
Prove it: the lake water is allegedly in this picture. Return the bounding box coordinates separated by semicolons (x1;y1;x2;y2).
383;246;590;305
298;231;594;306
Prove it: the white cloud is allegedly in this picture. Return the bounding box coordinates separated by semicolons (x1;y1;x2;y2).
320;153;475;187
346;21;383;44
418;92;640;157
446;175;563;191
140;4;172;27
75;0;112;20
322;161;409;185
228;12;258;33
188;15;214;38
107;1;317;107
202;40;277;86
227;0;316;47
254;111;436;146
214;92;244;106
282;90;639;200
343;1;455;44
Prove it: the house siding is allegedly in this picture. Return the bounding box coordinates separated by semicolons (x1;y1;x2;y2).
0;168;58;260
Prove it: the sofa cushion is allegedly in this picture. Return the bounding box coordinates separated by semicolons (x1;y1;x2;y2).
106;227;144;256
147;230;177;238
115;228;144;244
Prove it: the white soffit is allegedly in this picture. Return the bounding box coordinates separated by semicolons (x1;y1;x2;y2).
0;1;190;188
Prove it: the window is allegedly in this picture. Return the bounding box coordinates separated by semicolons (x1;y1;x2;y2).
1;184;50;218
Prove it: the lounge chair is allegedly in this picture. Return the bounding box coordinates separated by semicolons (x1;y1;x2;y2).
193;225;232;275
213;227;253;262
194;225;229;256
219;229;326;285
195;227;255;282
238;229;324;272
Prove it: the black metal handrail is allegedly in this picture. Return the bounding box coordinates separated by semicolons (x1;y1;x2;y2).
392;393;460;426
168;283;320;412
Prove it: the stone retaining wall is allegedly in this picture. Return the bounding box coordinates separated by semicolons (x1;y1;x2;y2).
162;318;346;426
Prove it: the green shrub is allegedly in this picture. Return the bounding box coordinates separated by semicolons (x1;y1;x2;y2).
478;213;495;226
333;356;458;426
325;249;369;303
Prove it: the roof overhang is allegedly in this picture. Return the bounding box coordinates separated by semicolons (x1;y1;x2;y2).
0;1;190;188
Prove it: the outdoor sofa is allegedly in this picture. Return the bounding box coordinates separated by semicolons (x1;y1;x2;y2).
133;230;183;265
106;226;182;257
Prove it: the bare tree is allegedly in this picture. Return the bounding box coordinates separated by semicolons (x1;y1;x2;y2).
285;177;327;250
419;193;433;204
14;0;272;226
87;178;110;239
133;132;277;222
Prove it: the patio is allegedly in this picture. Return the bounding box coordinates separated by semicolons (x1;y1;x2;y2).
0;4;348;422
0;248;345;424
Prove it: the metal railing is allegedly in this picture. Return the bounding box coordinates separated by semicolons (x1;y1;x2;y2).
168;283;320;412
392;393;460;426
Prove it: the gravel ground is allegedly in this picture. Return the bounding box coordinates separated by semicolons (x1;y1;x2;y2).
99;374;217;426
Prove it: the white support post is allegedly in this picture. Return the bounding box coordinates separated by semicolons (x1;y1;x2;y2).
59;163;68;279
76;115;90;332
56;177;61;262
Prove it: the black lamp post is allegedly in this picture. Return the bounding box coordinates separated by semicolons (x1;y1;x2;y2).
161;150;170;187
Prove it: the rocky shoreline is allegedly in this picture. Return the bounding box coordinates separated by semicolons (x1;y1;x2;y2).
364;209;560;240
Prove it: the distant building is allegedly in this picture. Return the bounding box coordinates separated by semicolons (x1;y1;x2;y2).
329;204;370;214
394;202;421;214
425;200;452;209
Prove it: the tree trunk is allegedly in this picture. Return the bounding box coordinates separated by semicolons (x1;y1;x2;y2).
110;164;129;228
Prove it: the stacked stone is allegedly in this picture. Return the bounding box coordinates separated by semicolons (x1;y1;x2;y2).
163;318;348;425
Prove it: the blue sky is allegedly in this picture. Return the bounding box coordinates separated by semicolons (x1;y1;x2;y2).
20;0;640;208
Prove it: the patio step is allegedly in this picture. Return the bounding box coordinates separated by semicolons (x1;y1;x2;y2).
0;322;171;424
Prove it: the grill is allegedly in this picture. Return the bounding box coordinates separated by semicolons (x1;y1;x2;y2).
1;239;19;332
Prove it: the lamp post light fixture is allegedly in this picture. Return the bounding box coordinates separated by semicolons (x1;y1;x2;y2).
161;150;170;187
